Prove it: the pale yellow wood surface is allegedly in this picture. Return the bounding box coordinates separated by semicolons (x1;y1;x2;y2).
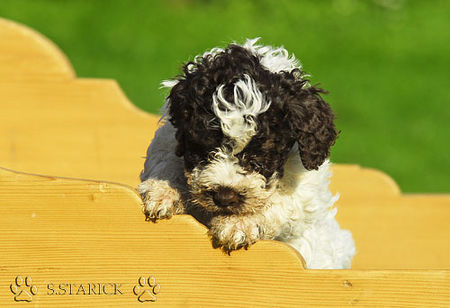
1;167;449;307
0;78;159;185
338;195;450;269
0;18;74;81
330;164;401;199
0;17;159;186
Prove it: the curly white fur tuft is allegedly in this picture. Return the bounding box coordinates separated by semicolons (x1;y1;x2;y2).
243;38;300;73
212;74;271;153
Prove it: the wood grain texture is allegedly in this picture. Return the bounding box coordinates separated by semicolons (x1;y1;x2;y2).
338;195;450;269
0;18;75;81
1;167;449;307
1;17;450;307
0;79;159;185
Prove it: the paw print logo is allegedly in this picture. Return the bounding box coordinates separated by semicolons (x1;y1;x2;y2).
10;276;38;302
133;276;160;302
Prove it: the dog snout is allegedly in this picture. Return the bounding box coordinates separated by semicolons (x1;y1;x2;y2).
212;186;242;207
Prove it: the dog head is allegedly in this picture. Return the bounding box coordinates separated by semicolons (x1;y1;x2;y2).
164;39;337;215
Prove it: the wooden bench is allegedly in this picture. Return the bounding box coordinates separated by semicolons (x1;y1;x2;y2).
0;18;449;306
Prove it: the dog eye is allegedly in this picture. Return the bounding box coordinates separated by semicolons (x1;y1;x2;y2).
237;153;263;173
185;151;202;161
250;161;264;172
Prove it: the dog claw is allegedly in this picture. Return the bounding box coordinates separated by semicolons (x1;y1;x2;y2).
137;179;183;222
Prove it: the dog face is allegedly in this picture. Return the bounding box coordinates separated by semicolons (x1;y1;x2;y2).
165;39;337;215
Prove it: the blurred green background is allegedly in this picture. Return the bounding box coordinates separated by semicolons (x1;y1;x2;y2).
1;0;448;193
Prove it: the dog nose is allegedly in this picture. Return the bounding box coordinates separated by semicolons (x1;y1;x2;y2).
213;186;241;207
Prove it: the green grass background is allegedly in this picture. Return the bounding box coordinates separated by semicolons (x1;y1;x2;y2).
1;0;448;193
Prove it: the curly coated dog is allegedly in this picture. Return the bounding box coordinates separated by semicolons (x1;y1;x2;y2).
138;38;355;269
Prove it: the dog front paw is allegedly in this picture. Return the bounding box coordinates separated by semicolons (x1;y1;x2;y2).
137;179;184;221
208;216;263;253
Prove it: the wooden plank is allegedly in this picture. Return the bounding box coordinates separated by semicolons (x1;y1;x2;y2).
0;80;159;185
0;167;449;307
330;164;401;199
0;18;74;81
337;195;450;269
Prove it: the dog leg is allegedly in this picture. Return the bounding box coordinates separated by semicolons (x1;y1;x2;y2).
138;121;187;221
208;214;270;253
137;178;185;221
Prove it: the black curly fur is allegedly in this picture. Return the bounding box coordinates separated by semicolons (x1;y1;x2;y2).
167;43;337;178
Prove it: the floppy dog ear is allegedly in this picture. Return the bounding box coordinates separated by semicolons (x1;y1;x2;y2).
288;86;338;170
165;66;223;160
166;80;190;157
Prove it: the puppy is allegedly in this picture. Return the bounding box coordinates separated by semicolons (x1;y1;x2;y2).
138;38;355;269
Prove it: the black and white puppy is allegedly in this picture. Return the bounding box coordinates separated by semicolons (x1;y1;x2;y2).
138;39;355;269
